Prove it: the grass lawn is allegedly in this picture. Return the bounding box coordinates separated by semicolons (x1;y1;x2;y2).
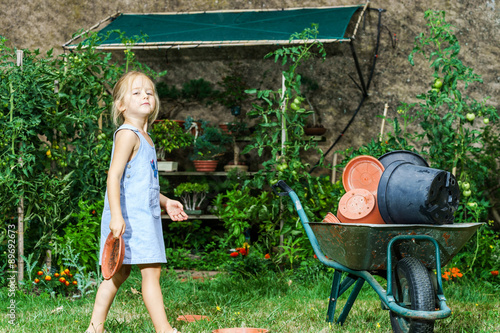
1;268;499;333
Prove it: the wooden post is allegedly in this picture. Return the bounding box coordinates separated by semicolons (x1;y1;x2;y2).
379;103;389;142
279;73;286;249
331;153;338;184
16;50;24;282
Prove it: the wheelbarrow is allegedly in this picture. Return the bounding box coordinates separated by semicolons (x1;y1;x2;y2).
272;180;482;333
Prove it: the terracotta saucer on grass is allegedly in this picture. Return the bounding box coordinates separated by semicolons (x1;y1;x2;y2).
177;314;209;322
212;329;269;333
101;233;125;280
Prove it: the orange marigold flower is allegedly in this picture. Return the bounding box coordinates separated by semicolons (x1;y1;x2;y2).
37;271;43;276
230;252;239;257
491;270;499;276
238;248;248;256
59;277;66;283
64;269;70;274
65;281;70;286
264;253;271;259
34;278;40;284
45;275;51;281
73;281;77;285
54;273;60;277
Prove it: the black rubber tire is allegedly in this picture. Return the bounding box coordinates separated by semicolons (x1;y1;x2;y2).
389;257;435;333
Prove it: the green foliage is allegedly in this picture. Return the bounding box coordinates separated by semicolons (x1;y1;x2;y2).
51;240;101;297
156;81;182;99
156;78;217;104
174;182;209;211
222;247;272;278
54;199;102;272
217;73;249;108
150;119;194;158
165;219;213;250
237;25;332;254
191;120;232;160
448;222;500;288
400;10;499;222
164;245;229;271
212;186;273;245
181;78;217;103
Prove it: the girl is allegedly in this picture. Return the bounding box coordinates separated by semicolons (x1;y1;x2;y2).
86;71;187;333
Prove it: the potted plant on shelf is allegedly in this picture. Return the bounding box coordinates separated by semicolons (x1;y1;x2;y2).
151;119;194;171
217;73;249;116
191;121;232;172
223;120;249;172
299;76;326;136
174;182;209;215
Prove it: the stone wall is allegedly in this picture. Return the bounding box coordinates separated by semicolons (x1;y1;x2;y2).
2;0;499;171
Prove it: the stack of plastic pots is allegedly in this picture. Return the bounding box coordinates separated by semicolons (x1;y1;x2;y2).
336;155;386;224
376;150;460;225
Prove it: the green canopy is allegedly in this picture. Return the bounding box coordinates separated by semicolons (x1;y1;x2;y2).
63;5;365;49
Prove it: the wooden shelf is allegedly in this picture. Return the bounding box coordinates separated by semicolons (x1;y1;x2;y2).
161;214;219;220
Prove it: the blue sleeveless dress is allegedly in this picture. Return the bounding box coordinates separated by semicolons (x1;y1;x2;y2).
99;124;167;265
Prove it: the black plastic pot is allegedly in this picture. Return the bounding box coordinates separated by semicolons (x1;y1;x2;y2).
378;150;429;168
377;161;460;225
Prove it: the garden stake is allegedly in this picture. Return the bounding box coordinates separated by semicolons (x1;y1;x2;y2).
378;103;388;142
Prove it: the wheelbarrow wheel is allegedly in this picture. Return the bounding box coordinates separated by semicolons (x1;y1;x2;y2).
390;257;435;333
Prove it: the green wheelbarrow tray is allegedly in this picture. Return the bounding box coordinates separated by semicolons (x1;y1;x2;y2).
272;180;482;326
308;222;482;271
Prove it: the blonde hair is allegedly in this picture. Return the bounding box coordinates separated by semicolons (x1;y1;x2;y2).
111;71;160;127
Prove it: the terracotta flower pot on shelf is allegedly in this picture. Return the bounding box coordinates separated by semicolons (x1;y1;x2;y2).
304;126;326;136
193;160;218;172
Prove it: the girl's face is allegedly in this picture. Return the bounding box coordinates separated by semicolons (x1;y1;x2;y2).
119;75;156;120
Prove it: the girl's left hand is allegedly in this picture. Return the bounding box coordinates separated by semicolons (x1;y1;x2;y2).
165;199;189;221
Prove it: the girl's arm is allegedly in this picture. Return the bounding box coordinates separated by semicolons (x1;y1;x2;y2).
107;130;139;238
160;193;188;221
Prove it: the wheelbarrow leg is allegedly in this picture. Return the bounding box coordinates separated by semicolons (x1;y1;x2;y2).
337;278;365;325
326;271;365;324
326;270;342;322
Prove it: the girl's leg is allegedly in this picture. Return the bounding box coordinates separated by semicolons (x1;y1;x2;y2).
138;263;174;333
86;264;131;333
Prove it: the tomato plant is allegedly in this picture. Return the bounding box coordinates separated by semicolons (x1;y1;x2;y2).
0;32;165;279
235;25;338;255
396;10;499;223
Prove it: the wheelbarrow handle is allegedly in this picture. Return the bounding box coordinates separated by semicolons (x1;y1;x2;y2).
272;180;294;196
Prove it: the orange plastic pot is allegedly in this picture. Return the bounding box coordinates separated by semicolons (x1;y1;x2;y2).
342;155;384;194
212;329;268;333
337;189;385;224
323;212;341;223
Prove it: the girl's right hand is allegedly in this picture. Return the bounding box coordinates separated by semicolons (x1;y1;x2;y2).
109;216;126;238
